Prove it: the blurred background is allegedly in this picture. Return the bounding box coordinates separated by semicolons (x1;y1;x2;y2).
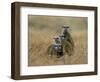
28;15;88;66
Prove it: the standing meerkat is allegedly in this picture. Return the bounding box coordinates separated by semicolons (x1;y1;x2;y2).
62;25;75;56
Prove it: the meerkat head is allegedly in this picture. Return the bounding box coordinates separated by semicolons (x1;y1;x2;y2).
53;36;59;40
62;25;69;29
53;36;60;43
62;25;70;33
59;34;65;39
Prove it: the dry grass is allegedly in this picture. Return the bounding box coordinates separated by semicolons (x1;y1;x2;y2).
28;15;88;66
28;28;88;66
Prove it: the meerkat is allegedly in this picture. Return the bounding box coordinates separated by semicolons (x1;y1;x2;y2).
62;25;74;56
